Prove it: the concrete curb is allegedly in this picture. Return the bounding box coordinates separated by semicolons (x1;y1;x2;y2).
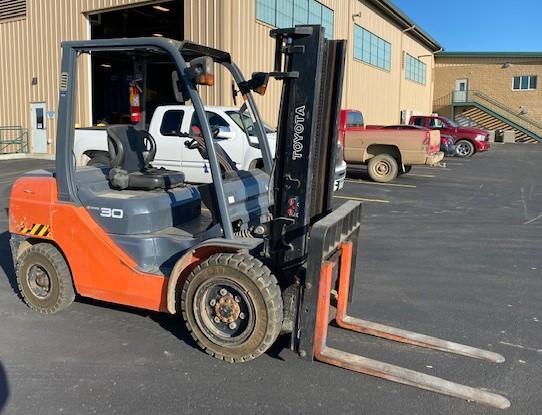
0;153;55;161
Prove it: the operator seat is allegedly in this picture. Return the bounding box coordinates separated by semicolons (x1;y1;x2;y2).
107;125;185;191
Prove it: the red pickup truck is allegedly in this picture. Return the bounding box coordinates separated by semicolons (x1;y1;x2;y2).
409;115;490;158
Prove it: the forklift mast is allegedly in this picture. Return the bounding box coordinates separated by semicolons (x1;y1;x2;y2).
270;25;346;272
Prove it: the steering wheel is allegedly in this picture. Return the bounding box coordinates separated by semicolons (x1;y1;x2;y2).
183;126;220;150
108;133;124;168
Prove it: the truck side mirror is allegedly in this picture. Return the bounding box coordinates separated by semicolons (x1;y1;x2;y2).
189;56;214;86
215;126;235;139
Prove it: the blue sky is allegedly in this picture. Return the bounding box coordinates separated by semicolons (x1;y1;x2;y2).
391;0;542;52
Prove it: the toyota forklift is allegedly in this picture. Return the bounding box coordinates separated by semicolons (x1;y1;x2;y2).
9;26;509;409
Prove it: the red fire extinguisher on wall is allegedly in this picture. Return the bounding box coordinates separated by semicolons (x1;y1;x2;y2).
129;81;142;123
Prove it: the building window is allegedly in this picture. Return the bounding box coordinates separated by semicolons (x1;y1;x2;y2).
0;0;26;21
513;75;537;90
353;25;391;71
256;0;334;38
405;53;426;85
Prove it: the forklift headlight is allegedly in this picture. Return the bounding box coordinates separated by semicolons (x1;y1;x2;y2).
189;56;215;86
239;72;269;97
251;72;269;95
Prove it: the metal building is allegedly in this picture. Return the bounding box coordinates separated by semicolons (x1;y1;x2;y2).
0;0;441;154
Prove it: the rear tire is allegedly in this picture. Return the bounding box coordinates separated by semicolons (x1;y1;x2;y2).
16;243;75;314
455;140;475;158
367;154;398;183
181;253;283;363
87;153;111;167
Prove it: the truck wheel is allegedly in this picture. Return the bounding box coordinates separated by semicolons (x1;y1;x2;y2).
455;140;475;158
368;154;398;183
87;154;111;167
181;253;283;363
16;243;75;314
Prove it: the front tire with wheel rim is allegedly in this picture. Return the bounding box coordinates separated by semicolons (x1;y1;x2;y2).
16;243;75;314
367;154;398;183
455;140;475;158
181;253;283;363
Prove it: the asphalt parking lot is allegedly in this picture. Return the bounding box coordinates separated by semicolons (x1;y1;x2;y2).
0;144;541;415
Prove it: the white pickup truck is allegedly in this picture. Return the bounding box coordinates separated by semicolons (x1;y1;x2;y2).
75;105;346;189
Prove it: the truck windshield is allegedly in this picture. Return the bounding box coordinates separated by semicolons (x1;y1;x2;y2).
226;110;275;135
443;117;458;127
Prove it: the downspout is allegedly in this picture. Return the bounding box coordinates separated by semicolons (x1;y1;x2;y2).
431;47;443;116
346;3;359;110
417;47;443;116
398;24;415;123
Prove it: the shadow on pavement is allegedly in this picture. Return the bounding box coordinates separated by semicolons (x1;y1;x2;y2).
0;362;9;413
0;231;18;295
77;296;201;351
346;166;370;181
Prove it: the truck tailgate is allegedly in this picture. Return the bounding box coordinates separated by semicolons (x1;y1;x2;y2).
429;130;440;154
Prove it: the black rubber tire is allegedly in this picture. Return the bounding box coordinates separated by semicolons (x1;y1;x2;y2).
399;165;412;175
87;154;111;167
455;140;475;158
16;243;75;314
367;154;398;183
180;253;283;363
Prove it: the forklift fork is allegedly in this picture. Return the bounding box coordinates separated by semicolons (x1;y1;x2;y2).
313;241;511;410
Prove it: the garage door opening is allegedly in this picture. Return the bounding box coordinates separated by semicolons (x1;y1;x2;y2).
89;0;184;125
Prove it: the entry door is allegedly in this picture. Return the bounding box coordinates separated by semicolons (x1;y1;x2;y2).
30;103;48;153
454;79;468;103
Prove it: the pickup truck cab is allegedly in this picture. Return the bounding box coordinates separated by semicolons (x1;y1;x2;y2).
340;109;444;183
75;105;347;190
409;115;490;158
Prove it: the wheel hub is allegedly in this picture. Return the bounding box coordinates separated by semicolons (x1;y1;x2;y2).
376;161;391;175
194;281;254;344
214;295;241;323
27;265;51;299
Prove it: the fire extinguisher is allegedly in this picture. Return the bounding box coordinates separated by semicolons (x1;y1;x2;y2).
129;81;142;123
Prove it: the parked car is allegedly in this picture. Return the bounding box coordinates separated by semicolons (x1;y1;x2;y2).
75;105;347;190
339;109;444;183
380;125;455;157
409;115;490;158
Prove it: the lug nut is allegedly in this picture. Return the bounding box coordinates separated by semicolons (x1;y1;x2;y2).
214;316;221;323
210;299;216;306
219;288;228;296
229;322;237;330
234;296;240;303
239;312;245;320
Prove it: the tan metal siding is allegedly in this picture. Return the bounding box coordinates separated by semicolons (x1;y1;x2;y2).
1;0;436;154
0;0;151;153
183;0;434;126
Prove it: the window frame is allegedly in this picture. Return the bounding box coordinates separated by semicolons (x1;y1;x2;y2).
353;24;391;72
256;0;334;38
405;53;427;85
512;75;538;91
160;110;185;137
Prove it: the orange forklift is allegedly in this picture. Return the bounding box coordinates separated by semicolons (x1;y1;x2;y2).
9;26;509;409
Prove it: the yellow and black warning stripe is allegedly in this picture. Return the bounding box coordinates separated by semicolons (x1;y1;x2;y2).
20;224;51;237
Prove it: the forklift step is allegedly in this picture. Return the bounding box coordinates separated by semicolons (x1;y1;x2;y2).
314;242;510;410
